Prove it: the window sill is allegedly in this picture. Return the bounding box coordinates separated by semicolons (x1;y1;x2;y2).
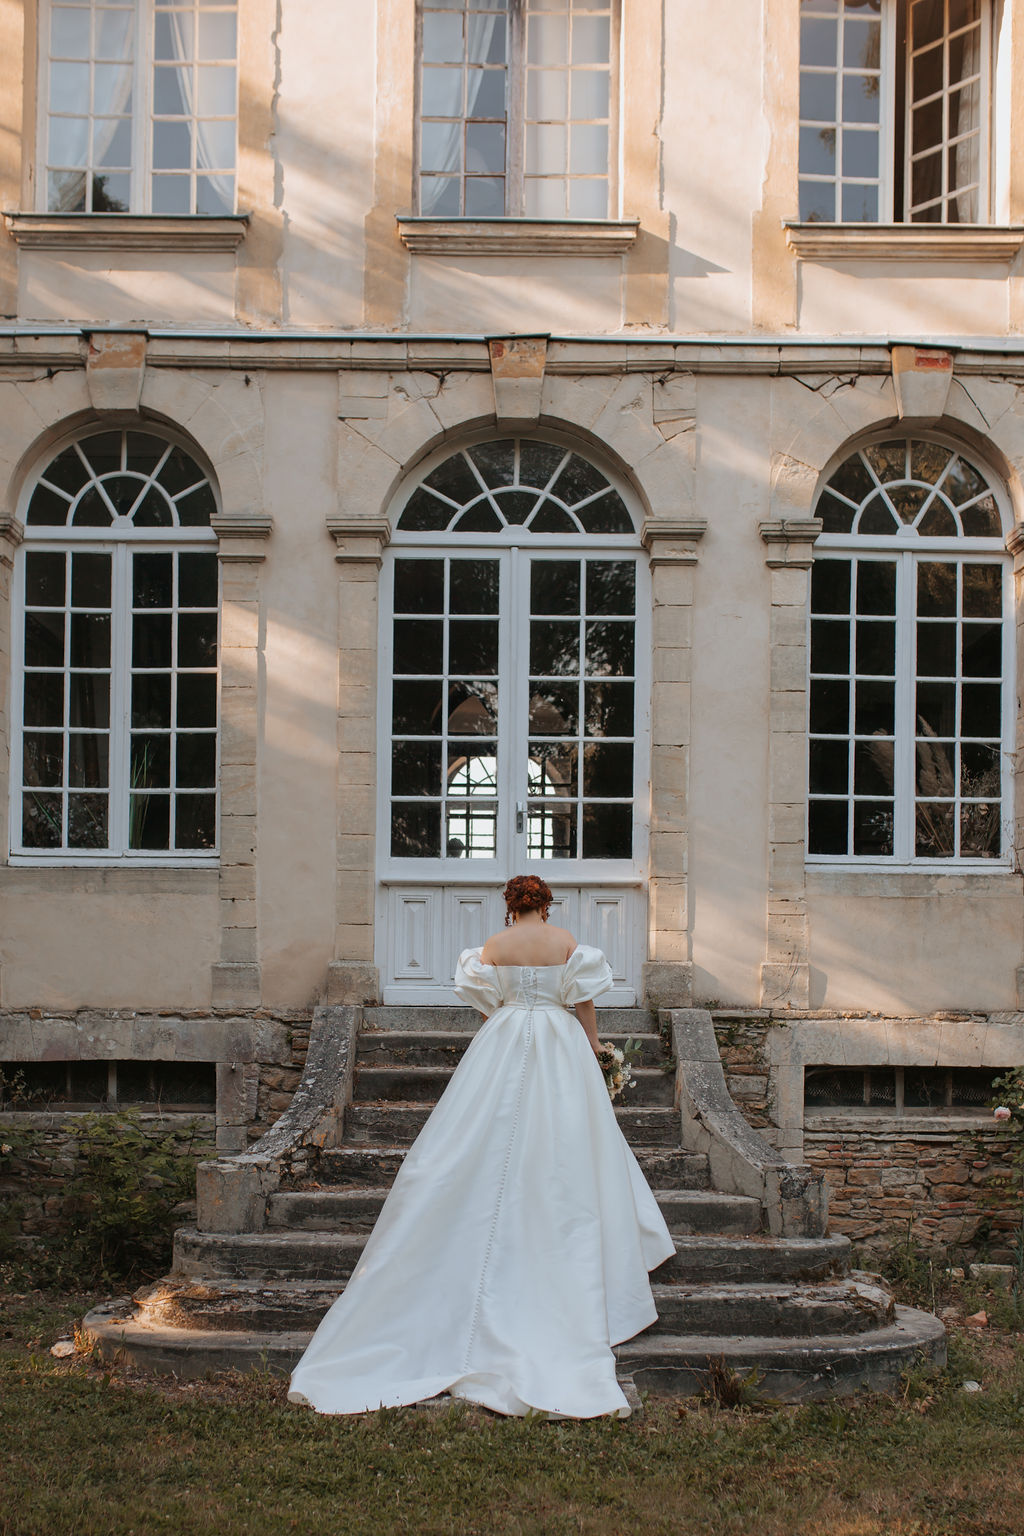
804;1111;996;1131
395;216;640;257
784;221;1024;262
4;213;249;252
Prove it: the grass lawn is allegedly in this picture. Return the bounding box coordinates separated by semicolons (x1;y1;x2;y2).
2;1281;1024;1536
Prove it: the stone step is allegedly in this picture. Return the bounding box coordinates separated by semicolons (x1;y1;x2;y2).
615;1307;947;1402
352;1064;675;1108
265;1187;761;1236
342;1103;681;1146
356;1030;670;1069
125;1274;893;1340
361;1007;659;1034
306;1144;711;1190
648;1278;894;1338
171;1228;850;1287
82;1299;945;1402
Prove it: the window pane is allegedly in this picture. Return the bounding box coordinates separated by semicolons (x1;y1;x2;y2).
175;794;216;850
392;742;442;797
582;803;631;858
391;803;441;858
531;682;579;734
67;793;108;848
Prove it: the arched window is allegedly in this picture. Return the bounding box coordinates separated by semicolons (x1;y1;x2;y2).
808;436;1011;864
12;428;219;860
385;436;642;870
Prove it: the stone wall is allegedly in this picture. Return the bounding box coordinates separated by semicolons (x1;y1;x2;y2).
0;1008;313;1240
0;1113;217;1246
710;1009;1020;1260
804;1122;1019;1261
712;1011;774;1131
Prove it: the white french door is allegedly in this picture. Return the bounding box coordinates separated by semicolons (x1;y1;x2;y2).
376;544;648;1002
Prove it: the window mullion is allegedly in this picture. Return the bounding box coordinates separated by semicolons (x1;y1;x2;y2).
110;544;133;854
893;550;915;861
507;0;526;214
134;0;154;213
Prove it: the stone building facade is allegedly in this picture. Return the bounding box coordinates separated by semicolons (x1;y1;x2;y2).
2;0;1024;1249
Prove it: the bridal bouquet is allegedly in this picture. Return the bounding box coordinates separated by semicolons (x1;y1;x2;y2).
596;1038;640;1102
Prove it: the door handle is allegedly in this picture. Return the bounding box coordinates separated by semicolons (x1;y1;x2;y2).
516;801;525;834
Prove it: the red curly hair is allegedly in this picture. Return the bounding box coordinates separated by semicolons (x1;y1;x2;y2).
503;874;553;926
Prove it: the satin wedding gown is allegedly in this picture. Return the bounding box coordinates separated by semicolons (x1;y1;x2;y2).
287;944;675;1419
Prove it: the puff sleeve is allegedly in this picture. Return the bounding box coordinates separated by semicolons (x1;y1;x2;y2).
559;945;614;1008
454;948;503;1017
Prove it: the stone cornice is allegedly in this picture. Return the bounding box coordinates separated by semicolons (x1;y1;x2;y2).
641;517;707;565
1006;523;1024;562
4;213;249;252
396;216;640;257
326;517;391;565
759;517;823;569
784;222;1024;262
210;512;274;561
0;514;25;548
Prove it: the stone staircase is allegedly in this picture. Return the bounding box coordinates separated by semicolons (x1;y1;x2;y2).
83;1005;945;1402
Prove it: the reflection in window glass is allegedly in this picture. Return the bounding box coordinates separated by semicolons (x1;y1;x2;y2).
809;437;1006;864
418;0;615;217
16;432;218;858
44;0;237;214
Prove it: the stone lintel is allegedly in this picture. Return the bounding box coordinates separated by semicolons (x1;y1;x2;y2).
642;517;708;566
326;517;391;567
84;329;147;414
488;334;548;427
759;517;822;569
211;512;274;562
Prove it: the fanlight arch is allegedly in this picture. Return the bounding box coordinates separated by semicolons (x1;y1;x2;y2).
24;429;217;530
815;438;1006;540
396;437;635;538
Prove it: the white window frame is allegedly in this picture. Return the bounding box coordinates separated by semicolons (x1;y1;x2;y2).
798;0;993;225
10;521;220;869
378;542;649;887
414;0;621;220
37;0;239;217
808;430;1014;873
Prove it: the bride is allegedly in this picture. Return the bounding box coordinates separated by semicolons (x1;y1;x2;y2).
287;874;674;1419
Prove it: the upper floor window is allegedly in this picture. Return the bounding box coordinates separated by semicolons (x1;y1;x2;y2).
41;0;238;215
12;429;219;862
799;0;991;223
416;0;617;219
808;438;1011;864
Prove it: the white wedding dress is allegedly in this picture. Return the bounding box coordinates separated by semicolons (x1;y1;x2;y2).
287;945;675;1419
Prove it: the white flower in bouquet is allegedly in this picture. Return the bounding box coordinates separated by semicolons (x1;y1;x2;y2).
596;1038;641;1101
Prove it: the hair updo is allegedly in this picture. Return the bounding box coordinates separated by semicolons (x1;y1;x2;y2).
503;874;553;926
